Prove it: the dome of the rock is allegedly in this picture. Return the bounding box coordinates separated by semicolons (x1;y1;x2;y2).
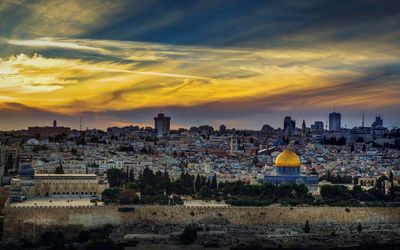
274;148;301;167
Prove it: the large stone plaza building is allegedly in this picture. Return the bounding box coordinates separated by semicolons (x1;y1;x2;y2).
10;164;107;198
28;120;71;138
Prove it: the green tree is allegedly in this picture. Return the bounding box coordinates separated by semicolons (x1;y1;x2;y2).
200;186;212;198
320;185;351;200
351;185;364;200
143;185;156;196
129;168;135;182
86;239;113;250
119;189;139;204
180;172;194;189
201;175;207;187
303;220;310;233
171;179;185;195
55;164;64;174
39;231;64;247
180;224;199;245
375;175;388;199
357;223;362;232
75;230;90;243
194;173;202;192
106;168;126;187
253;156;259;167
5;154;13;172
101;188;121;204
210;174;218;190
139;167;155;191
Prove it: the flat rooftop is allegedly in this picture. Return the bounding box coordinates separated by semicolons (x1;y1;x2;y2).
9;197;102;207
35;174;97;177
183;199;229;207
34;174;98;180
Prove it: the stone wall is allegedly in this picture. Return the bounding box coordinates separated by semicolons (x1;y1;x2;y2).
3;205;400;241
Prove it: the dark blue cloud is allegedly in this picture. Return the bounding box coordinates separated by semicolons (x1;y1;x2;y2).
82;0;400;47
1;0;398;48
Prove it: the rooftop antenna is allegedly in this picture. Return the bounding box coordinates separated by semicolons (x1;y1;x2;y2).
333;104;336;112
362;110;365;128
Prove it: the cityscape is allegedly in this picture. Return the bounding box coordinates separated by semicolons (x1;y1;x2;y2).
0;0;400;249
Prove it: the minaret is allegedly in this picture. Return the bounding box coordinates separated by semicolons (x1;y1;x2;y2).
230;136;238;154
301;120;306;138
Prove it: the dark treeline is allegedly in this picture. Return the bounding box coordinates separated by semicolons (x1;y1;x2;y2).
319;170;352;184
104;167;400;206
220;181;314;206
318;183;400;206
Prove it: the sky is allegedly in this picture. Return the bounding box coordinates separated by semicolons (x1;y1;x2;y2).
0;0;399;130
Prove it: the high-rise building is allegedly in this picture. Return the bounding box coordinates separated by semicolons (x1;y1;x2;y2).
329;112;341;131
283;116;296;131
311;121;324;132
154;113;171;137
219;124;226;134
283;116;296;140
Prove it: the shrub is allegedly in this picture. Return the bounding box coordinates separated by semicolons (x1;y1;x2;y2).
86;239;113;250
303;220;310;233
357;223;363;232
180;224;199;245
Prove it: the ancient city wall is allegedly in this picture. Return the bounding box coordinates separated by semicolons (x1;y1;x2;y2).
3;205;400;241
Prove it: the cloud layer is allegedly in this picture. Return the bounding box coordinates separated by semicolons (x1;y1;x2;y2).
0;1;399;130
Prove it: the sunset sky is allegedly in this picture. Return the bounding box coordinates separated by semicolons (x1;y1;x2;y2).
0;0;399;130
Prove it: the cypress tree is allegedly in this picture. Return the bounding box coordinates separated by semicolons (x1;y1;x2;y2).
194;173;202;192
211;174;218;190
129;169;135;182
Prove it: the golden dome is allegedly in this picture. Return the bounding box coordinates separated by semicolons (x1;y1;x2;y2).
275;148;301;167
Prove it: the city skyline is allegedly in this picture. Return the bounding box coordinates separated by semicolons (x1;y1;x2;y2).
2;109;391;132
1;1;399;130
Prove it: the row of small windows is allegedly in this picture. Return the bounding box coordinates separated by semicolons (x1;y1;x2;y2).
51;192;96;195
38;181;96;185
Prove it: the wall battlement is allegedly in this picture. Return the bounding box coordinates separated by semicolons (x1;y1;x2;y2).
3;205;400;242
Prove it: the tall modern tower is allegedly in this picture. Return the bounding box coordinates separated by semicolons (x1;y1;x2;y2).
329;111;341;131
283;116;296;132
154;113;171;137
